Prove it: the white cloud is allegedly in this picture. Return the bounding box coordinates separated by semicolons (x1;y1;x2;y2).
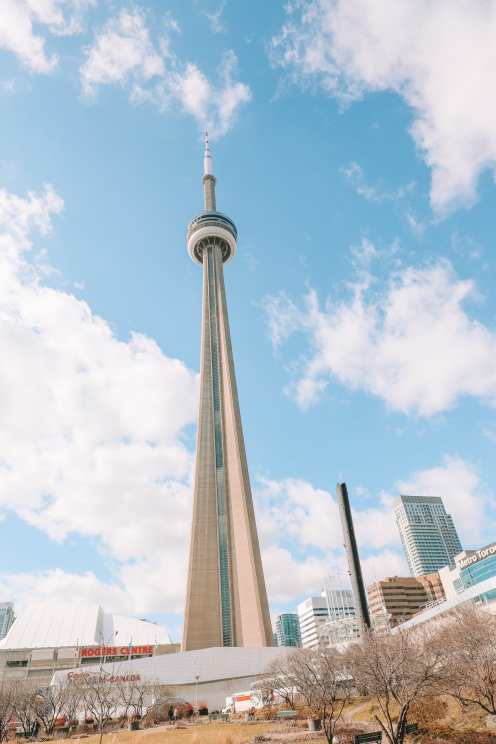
342;162;415;205
214;50;251;137
204;1;226;34
262;545;330;604
2;195;487;620
263;260;496;416
342;164;424;236
255;477;342;552
0;570;133;615
80;9;164;96
2;184;490;622
272;0;496;215
0;0;95;73
256;454;493;607
0;182;197;615
255;476;405;604
256;476;402;556
81;9;250;138
361;550;408;586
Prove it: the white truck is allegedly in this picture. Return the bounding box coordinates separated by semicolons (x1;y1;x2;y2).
222;690;264;715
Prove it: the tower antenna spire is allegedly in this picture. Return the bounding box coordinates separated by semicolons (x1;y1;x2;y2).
202;129;216;211
203;129;213;176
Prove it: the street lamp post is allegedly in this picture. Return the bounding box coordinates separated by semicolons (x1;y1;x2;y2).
194;675;200;714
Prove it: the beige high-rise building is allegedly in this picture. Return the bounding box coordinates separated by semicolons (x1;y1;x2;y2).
182;136;272;651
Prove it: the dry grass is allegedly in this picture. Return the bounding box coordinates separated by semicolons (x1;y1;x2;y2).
343;694;493;736
62;722;280;744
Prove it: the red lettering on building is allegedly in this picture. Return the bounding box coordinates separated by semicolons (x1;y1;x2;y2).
67;672;141;684
79;645;153;658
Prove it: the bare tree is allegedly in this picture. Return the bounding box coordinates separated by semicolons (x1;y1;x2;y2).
81;672;120;744
62;679;83;730
288;648;352;744
439;604;496;715
10;682;38;738
347;627;445;744
118;678;159;721
258;648;352;743
254;652;299;709
34;681;75;735
0;682;15;742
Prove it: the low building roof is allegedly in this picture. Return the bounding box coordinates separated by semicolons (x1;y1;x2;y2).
0;602;170;650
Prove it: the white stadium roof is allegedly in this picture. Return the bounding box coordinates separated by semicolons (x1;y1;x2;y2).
0;602;170;650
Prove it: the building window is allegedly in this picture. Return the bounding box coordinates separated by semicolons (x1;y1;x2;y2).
6;660;28;668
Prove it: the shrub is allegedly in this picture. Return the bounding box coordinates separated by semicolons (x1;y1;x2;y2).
410;697;449;727
420;731;496;743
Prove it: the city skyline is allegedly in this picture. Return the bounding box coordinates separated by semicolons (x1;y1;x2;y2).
0;0;496;642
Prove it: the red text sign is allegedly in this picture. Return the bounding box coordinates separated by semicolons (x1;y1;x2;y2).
79;646;153;657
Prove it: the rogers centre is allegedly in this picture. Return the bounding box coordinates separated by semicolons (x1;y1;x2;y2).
0;601;178;686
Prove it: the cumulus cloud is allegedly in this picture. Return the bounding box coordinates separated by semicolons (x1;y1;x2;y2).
262;545;331;604
256;476;402;554
256;454;492;605
0;181;352;621
0;0;95;73
361;550;409;586
0;570;134;615
2;184;489;621
272;0;496;214
0;182;197;615
255;476;406;602
263;259;496;416
81;9;250;138
256;477;343;551
80;9;164;96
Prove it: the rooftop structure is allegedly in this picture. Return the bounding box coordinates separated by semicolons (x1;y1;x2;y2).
323;581;356;623
318;574;361;648
394;495;462;577
0;602;170;650
182;135;272;650
318;616;361;648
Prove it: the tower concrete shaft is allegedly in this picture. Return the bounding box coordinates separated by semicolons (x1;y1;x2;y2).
182;135;272;651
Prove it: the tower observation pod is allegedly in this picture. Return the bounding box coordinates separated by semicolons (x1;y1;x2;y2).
182;134;273;651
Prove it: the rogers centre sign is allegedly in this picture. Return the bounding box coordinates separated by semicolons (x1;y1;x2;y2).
79;646;153;658
458;542;496;570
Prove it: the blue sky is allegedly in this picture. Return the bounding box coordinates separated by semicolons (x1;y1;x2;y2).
1;0;496;641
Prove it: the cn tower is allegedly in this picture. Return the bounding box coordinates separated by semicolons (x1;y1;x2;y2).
182;135;272;651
